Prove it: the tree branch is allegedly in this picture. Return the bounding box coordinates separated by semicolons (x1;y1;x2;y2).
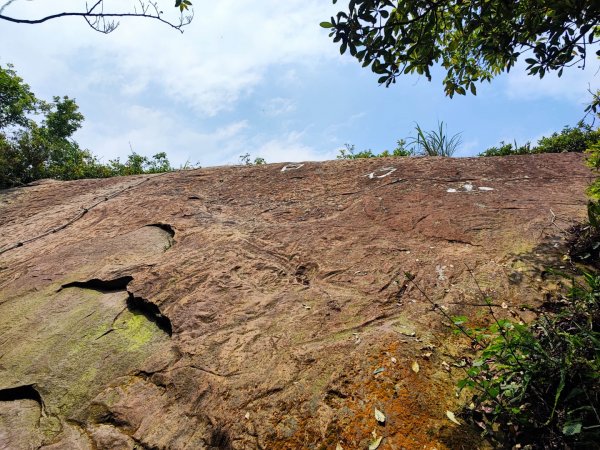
0;0;18;15
0;0;193;33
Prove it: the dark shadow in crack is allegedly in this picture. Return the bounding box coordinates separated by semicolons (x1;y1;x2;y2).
60;276;133;293
60;276;172;337
127;294;172;336
0;384;44;410
145;223;175;238
209;425;233;450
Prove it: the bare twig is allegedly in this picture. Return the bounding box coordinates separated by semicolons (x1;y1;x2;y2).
0;0;193;33
0;0;18;15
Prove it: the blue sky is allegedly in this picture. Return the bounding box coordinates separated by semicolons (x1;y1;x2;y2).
1;0;598;167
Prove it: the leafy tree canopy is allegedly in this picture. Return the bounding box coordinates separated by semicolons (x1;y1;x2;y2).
321;0;600;96
0;63;176;189
0;64;36;129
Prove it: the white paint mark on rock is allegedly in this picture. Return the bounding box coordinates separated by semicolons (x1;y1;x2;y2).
281;163;304;172
365;167;397;179
447;182;494;193
436;265;446;281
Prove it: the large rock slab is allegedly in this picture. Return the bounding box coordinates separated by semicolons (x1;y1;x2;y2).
0;153;592;449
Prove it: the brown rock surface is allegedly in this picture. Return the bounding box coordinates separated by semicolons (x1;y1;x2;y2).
0;153;593;449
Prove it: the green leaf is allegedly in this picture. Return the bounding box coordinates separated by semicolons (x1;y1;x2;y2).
320;22;333;28
588;201;600;228
456;378;468;389
562;421;582;436
452;315;467;326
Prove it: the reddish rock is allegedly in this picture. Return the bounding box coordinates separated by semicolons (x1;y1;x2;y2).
0;153;592;449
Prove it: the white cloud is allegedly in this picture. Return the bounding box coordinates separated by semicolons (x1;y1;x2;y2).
261;97;296;117
0;0;343;165
76;103;250;166
0;0;339;116
454;139;480;157
505;54;600;104
251;131;338;163
75;101;336;167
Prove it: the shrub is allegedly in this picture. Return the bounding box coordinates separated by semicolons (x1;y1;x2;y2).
107;152;173;176
480;122;600;157
456;272;600;448
536;123;600;154
337;122;462;159
478;141;532;157
336;140;413;159
239;153;267;165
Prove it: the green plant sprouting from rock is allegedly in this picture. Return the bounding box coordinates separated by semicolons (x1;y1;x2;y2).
408;266;600;448
239;153;267;165
455;270;600;448
336;141;413;159
407;121;462;157
337;121;462;159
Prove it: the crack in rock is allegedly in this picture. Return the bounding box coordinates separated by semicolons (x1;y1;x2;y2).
127;294;172;336
209;425;233;450
60;276;133;293
145;223;175;250
145;223;175;238
60;276;172;337
0;384;46;415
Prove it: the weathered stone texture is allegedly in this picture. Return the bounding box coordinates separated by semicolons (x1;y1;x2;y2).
0;153;592;449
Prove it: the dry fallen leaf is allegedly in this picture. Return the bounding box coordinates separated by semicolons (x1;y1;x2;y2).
336;443;343;450
244;412;250;420
374;408;386;424
391;357;397;364
411;361;420;373
446;410;461;425
368;436;383;450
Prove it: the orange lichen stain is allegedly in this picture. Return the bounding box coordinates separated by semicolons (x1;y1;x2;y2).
267;340;478;450
330;342;450;450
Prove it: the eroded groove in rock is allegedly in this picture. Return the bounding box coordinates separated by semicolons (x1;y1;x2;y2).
95;410;130;428
127;293;173;336
0;154;592;449
60;276;172;336
61;276;133;293
209;426;233;450
0;176;159;255
0;384;44;409
145;223;175;238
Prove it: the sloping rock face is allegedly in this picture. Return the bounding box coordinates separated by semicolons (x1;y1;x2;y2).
0;153;592;449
